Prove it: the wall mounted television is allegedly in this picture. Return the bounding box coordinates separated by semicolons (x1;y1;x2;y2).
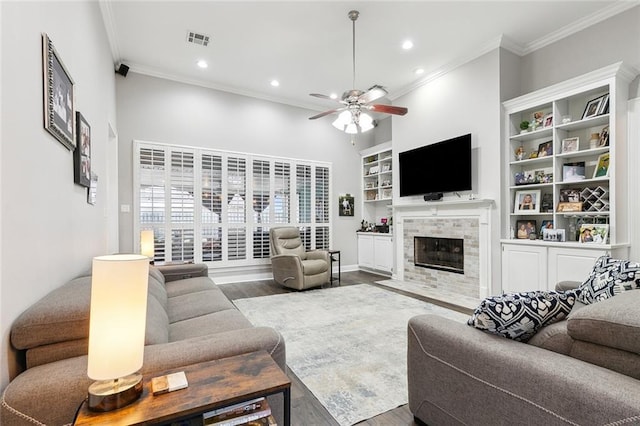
399;133;472;198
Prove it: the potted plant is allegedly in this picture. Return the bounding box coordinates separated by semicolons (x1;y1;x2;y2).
519;121;530;133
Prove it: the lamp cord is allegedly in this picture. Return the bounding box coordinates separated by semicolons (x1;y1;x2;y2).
73;397;88;424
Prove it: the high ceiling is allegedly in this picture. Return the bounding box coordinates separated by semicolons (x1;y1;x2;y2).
99;1;634;111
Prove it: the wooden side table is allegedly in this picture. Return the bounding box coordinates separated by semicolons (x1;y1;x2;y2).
75;351;290;426
328;249;341;285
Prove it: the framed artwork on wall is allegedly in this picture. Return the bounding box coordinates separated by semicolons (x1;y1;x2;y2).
339;194;354;216
42;33;75;150
74;112;91;187
88;173;98;205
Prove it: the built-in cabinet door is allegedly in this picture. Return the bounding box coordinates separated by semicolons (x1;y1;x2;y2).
357;234;374;268
502;244;548;293
547;247;605;286
373;236;393;272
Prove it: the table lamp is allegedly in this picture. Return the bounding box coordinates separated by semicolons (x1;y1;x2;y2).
87;254;149;411
140;229;155;263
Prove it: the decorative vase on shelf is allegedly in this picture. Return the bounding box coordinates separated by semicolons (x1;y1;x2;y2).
589;133;600;149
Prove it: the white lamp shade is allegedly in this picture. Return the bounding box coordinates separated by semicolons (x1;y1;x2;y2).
359;112;374;132
140;230;155;259
87;254;149;381
332;110;352;131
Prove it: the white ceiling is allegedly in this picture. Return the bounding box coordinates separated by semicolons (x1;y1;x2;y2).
100;1;635;112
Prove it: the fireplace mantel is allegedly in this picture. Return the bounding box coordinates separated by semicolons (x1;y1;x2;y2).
392;198;494;213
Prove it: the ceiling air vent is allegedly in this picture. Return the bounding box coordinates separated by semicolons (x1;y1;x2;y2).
187;31;210;47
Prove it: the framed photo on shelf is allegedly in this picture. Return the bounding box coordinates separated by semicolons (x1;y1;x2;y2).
598;125;609;147
516;219;537;239
561;137;579;153
541;193;554;212
582;95;606;119
559;188;581;202
562;162;586;182
557;201;583;212
514;189;541;213
579;224;608;244
543;228;565;242
593;153;610;178
540;220;554;235
42;33;75;150
537;140;553;157
543;114;553;128
597;94;610;115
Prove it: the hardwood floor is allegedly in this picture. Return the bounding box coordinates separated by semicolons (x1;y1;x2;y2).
219;270;425;426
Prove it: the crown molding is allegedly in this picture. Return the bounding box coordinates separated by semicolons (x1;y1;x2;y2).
124;62;325;112
98;0;121;67
523;1;640;54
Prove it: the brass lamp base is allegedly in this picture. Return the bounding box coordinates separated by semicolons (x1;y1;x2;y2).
88;373;143;412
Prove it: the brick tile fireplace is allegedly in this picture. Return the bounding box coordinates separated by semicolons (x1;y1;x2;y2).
393;200;493;299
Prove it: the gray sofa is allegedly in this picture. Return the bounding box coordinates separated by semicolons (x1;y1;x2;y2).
1;263;286;425
407;282;640;425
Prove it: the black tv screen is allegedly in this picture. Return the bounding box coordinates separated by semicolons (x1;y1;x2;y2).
399;133;472;197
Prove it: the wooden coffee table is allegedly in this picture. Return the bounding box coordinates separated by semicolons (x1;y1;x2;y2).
74;350;290;425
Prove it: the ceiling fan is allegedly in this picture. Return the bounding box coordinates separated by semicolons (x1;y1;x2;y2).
308;10;408;139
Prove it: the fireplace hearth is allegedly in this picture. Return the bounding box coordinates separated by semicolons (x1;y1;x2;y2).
414;236;464;274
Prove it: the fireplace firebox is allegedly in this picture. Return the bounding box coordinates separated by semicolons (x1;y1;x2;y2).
414;236;464;274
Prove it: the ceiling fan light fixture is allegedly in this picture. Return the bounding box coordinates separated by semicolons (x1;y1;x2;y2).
332;110;352;131
359;112;374;132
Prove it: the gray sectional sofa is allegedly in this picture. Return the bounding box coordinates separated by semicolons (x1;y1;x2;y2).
1;263;286;425
408;282;640;425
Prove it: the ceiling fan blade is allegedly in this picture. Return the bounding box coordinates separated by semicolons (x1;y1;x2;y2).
310;93;336;101
309;108;344;120
358;85;388;104
369;104;408;116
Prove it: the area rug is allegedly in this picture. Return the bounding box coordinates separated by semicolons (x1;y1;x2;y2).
233;284;469;426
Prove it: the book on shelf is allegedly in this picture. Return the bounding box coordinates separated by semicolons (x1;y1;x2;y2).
203;398;271;426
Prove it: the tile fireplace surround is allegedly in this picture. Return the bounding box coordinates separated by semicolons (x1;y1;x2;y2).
393;200;493;299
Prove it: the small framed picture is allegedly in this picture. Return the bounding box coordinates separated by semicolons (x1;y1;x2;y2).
514;189;541;213
87;173;98;205
42;33;75;150
559;188;581;202
598;125;609;147
543;228;565;242
597;94;610;115
557;202;583;212
543;114;553;128
562;162;586;182
593;153;610;178
516;220;537;239
74;112;91;187
579;224;608;244
561;137;579;153
582;95;605;120
339;194;355;216
540;220;554;235
537;141;553;157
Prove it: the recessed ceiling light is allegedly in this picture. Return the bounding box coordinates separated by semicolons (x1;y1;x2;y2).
197;60;208;69
402;40;414;50
414;68;425;75
270;80;280;87
330;93;338;99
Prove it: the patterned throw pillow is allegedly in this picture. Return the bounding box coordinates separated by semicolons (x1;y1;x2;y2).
577;256;640;304
467;290;578;342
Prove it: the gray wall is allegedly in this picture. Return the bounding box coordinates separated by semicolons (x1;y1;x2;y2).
521;6;640;99
392;49;506;294
0;1;117;388
116;73;371;267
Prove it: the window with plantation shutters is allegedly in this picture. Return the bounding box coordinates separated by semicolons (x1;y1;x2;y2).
134;141;331;266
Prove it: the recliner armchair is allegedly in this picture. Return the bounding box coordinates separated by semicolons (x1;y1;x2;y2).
269;227;330;290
